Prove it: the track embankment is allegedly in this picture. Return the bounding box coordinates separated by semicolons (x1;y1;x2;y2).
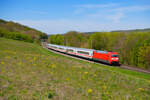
42;42;150;74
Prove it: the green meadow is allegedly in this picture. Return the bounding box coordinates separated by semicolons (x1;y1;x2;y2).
0;38;150;100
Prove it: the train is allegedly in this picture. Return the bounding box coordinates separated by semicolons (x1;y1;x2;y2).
47;44;119;65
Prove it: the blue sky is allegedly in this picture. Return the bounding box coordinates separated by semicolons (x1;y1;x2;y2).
0;0;150;34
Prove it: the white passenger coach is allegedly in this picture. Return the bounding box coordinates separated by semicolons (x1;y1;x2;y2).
48;44;94;58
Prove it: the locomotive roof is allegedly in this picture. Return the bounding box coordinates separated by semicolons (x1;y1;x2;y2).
76;48;94;52
96;50;108;54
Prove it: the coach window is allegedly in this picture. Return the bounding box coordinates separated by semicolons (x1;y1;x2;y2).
111;55;118;57
77;51;89;55
67;49;73;52
60;48;64;50
53;46;56;48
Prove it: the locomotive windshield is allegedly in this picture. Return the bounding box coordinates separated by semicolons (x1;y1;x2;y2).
111;54;118;57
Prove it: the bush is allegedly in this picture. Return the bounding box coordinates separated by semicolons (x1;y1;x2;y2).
0;28;33;43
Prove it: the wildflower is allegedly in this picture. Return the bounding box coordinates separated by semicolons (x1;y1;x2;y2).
106;91;109;95
7;56;10;59
51;64;56;68
103;85;107;90
1;61;4;64
84;72;88;74
138;88;144;91
66;78;70;81
33;64;36;66
147;80;150;83
94;74;97;77
18;62;22;65
33;57;36;61
88;89;93;93
48;70;51;73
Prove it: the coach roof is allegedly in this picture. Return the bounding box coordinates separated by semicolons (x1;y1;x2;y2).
48;44;94;52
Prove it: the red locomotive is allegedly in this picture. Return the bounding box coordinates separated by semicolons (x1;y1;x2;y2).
48;44;119;65
93;50;119;64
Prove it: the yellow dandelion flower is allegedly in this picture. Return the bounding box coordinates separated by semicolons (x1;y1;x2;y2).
88;89;93;93
48;70;51;73
18;62;22;65
106;91;109;95
138;88;144;91
51;64;56;68
103;85;107;90
1;61;4;64
30;60;32;62
84;72;88;74
147;80;150;83
7;56;10;59
94;74;97;77
33;57;37;60
66;78;70;81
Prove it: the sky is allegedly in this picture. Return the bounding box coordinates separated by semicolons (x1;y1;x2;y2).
0;0;150;34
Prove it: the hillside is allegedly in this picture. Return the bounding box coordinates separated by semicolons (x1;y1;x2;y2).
112;28;150;33
0;19;48;43
0;38;150;100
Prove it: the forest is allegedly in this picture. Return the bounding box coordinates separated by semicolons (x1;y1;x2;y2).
0;19;48;43
48;31;150;70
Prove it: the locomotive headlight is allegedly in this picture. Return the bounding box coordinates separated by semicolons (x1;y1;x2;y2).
111;58;115;60
111;58;119;60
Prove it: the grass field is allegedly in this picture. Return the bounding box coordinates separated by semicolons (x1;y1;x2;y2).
0;38;150;100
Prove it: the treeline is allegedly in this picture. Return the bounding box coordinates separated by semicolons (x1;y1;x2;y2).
112;28;150;33
0;19;48;43
48;31;150;70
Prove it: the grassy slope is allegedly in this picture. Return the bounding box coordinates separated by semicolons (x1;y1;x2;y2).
0;38;150;100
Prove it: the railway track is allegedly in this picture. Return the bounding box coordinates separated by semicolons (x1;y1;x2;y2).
42;42;150;74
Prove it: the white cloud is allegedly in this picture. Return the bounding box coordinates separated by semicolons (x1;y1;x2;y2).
74;4;150;23
112;5;150;12
106;12;124;23
107;5;150;22
75;3;118;9
73;3;118;15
